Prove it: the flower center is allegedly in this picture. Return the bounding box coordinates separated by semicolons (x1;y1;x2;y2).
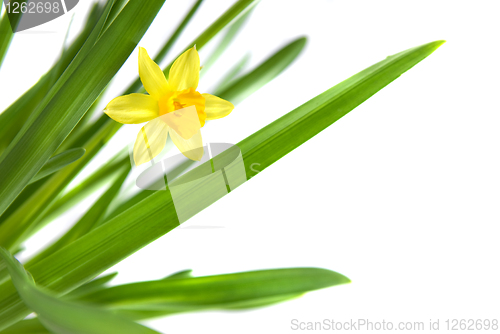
158;87;207;128
173;101;185;110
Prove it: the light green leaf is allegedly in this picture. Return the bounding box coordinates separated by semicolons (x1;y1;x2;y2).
0;0;28;69
0;13;13;70
0;248;159;334
212;53;250;93
0;318;49;334
163;269;193;280
214;36;307;104
39;154;129;224
26;166;130;266
0;40;444;330
79;267;349;318
163;0;259;78
65;272;118;299
200;6;254;76
29;148;85;185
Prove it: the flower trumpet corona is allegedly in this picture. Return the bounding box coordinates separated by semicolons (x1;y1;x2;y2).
104;46;234;165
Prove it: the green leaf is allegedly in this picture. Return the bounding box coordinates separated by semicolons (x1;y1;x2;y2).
163;269;193;280
214;36;307;104
212;53;250;93
26;166;130;266
102;157;195;223
39;154;129;224
78;267;349;318
0;248;159;334
200;6;254;76
162;0;259;78
65;272;118;299
0;0;28;69
0;0;166;217
0;12;13;70
0;40;444;330
0;318;49;334
29;148;85;185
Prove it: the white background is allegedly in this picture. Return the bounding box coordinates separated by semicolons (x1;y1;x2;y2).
1;0;500;333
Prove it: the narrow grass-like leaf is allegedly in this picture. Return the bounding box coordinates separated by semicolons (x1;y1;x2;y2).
200;7;253;76
40;154;129;224
215;37;307;104
101;0;129;33
26;166;130;266
0;0;166;217
65;272;118;299
0;248;160;334
163;0;259;78
0;318;49;334
163;269;193;280
212;53;250;93
0;1;28;68
0;13;13;70
29;148;85;185
0;40;444;330
102;157;195;222
79;268;349;316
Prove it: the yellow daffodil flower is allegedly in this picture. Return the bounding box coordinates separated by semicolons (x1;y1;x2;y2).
104;46;234;165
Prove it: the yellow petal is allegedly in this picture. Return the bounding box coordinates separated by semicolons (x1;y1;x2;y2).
104;93;159;124
169;46;200;91
202;94;234;120
138;47;170;100
170;128;204;161
133;118;169;166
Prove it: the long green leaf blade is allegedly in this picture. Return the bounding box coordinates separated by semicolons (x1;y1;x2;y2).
200;6;253;76
65;272;118;299
0;40;444;330
215;36;307;104
212;53;250;93
80;268;349;315
29;148;85;185
26;166;130;265
162;0;259;77
0;318;49;334
0;13;13;70
39;154;129;224
0;249;159;334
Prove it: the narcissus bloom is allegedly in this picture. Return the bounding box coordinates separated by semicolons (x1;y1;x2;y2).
105;46;234;165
